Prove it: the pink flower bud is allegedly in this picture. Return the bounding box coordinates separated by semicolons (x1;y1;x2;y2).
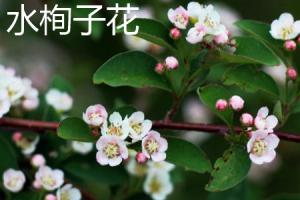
12;132;23;142
240;113;253;126
165;56;179;70
229;95;244;111
31;154;46;167
215;99;228;111
287;67;298;80
284;40;297;51
155;63;165;74
170;28;181;40
32;180;42;189
45;194;57;200
214;31;229;44
135;152;148;164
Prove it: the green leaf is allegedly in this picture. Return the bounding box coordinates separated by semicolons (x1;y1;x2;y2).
64;160;128;185
0;136;18;174
58;117;96;142
12;191;39;200
223;65;279;96
118;18;176;51
167;138;212;174
93;51;171;91
206;145;251;192
198;85;233;126
234;36;280;66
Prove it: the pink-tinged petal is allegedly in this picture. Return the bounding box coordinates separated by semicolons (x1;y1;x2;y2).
96;136;109;150
251;130;268;139
159;137;168;152
96;151;109;165
148;130;160;139
151;152;166;162
108;157;122;167
265;134;280;149
266;115;278;130
254;117;266;130
247;137;255;153
249;154;265;165
167;9;175;22
257;107;269;118
263;150;276;163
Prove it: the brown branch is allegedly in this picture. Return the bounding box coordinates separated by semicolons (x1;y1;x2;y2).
0;117;300;143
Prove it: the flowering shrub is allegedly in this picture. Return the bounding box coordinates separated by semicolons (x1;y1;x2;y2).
2;1;300;200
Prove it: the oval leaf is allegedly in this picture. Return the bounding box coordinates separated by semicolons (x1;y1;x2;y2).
167;138;212;174
223;65;279;96
0;136;18;174
234;36;280;66
58;117;96;142
118;18;176;51
198;85;233;126
93;51;171;91
206;145;251;192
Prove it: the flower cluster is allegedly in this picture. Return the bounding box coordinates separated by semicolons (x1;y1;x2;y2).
2;154;81;200
82;104;168;167
216;94;280;165
45;88;73;113
0;65;39;118
168;2;230;45
270;13;300;51
241;107;279;165
126;151;174;200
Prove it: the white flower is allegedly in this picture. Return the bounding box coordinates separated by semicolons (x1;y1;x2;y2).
101;112;130;140
56;184;81;200
247;130;280;165
254;107;278;132
3;169;26;193
142;131;168;162
0;65;15;77
0;89;11;118
186;22;206;44
35;166;64;191
82;104;107;127
197;4;226;36
0;77;26;104
144;171;173;200
45;89;73;112
147;161;175;173
22;79;39;111
168;6;189;29
71;141;93;155
18;136;40;156
270;13;300;40
128;111;152;142
96;135;128;167
187;2;204;22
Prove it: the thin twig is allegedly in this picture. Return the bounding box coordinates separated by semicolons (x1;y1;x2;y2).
0;117;300;143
